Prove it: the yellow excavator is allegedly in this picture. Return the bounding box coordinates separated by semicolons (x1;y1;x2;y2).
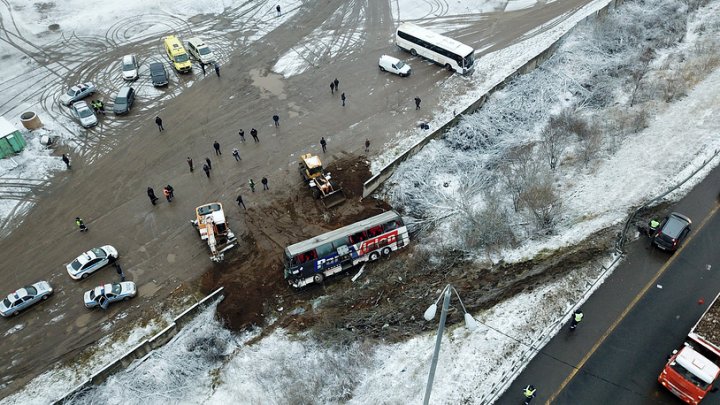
298;153;346;208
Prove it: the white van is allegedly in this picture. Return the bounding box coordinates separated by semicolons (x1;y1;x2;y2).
187;37;215;65
379;55;411;77
121;54;139;81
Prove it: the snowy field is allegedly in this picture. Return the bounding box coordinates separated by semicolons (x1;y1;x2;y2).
3;0;720;404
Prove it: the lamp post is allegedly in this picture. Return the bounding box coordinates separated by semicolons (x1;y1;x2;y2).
422;284;477;405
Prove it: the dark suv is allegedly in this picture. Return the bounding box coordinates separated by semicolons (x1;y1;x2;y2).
113;86;135;115
652;212;691;252
149;61;168;87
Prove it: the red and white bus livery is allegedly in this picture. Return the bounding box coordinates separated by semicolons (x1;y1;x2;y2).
283;211;410;288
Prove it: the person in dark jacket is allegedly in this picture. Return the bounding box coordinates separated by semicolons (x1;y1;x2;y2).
155;116;164;131
213;141;221;155
203;163;211;178
261;177;269;190
147;187;159;205
187;157;194;172
62;154;71;169
205;157;212;170
75;217;88;232
251;128;259;142
320;137;327;153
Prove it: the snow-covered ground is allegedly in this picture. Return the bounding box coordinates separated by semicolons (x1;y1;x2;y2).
3;0;720;404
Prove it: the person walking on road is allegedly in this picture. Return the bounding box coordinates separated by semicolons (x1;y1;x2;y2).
213;141;222;155
276;4;281;15
249;178;256;192
239;129;246;142
334;78;339;91
114;262;126;282
236;194;246;210
364;138;370;153
200;62;206;76
147;187;159;205
214;63;220;77
273;114;280;127
232;148;241;161
523;385;536;404
203;163;211;178
205;157;212;170
415;97;421;109
570;309;583;330
341;92;346;106
187;157;194;172
330;81;335;94
75;217;88;232
320;137;327;153
62;153;71;169
251;128;259;142
155;116;164;131
261;177;269;190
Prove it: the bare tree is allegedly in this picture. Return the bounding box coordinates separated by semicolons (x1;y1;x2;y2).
501;144;539;212
519;171;560;231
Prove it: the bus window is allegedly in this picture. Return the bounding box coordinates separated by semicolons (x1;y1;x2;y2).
383;220;400;232
349;231;367;244
316;243;335;258
295;250;318;264
332;237;349;250
367;225;384;237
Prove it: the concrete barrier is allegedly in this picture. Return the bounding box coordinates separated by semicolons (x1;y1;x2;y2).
54;287;225;404
363;0;625;198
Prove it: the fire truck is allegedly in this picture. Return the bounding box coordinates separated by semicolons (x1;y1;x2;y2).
659;292;720;404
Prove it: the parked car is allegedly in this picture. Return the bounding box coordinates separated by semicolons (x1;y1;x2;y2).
66;245;119;280
84;282;136;309
71;100;98;128
148;61;169;87
113;86;135;115
379;55;411;77
652;212;692;252
0;281;53;317
121;54;139;81
60;82;96;106
186;37;215;65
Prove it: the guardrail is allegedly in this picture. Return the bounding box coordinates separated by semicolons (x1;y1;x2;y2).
53;286;225;404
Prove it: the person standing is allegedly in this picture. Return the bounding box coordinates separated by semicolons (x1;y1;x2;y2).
75;217;88;232
200;62;206;76
166;184;174;200
155;116;164;131
523;385;537;405
273;114;280;127
365;138;370;153
232;148;241;161
334;78;339;90
415;96;421;109
570;309;583;330
62;153;71;169
236;194;246;210
330;81;335;94
251;128;259;142
648;218;660;236
213;141;222;155
205;157;212;170
214;63;220;77
187;157;194;172
163;187;171;202
341;92;346;107
276;4;281;15
320;137;327;153
261;177;269;190
114;262;126;282
147;187;159;205
238;129;246;142
203;163;211;178
249;178;256;192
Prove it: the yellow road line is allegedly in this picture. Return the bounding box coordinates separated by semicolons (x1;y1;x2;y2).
547;204;720;404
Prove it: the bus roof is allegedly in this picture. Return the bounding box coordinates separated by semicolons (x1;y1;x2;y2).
285;211;402;257
397;22;474;58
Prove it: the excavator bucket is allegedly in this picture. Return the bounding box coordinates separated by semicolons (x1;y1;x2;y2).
321;189;346;208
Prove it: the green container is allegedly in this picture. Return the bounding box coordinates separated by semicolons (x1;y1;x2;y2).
0;117;25;158
5;132;25;152
0;137;13;158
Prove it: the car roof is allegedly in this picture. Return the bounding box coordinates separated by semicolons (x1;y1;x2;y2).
187;37;205;47
117;86;133;97
662;213;690;238
149;61;164;68
76;250;97;265
73;101;89;108
6;288;30;302
380;55;400;62
122;54;135;63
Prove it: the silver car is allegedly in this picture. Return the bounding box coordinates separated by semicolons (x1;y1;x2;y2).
60;82;96;106
0;281;53;317
72;101;98;128
66;245;119;280
84;282;136;309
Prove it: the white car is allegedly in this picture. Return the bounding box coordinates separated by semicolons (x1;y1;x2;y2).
1;281;53;317
379;55;411;77
59;82;96;106
187;37;215;65
84;282;136;309
71;101;98;128
121;54;139;81
66;245;119;280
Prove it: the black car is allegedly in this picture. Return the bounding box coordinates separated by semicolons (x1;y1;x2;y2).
652;212;691;252
113;86;135;115
149;61;168;87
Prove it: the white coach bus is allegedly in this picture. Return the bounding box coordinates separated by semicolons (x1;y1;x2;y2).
395;22;475;75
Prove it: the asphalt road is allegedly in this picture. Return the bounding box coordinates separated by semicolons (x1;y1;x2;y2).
0;0;595;397
496;163;720;405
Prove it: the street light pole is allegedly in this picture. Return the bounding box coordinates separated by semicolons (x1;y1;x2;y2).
423;286;451;405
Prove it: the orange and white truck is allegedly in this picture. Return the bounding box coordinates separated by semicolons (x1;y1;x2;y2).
659;293;720;404
190;202;237;262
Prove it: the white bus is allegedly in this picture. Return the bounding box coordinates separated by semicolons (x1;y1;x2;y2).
395;22;475;74
283;211;410;288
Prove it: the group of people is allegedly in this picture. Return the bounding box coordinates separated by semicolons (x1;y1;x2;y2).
91;99;105;114
147;185;174;205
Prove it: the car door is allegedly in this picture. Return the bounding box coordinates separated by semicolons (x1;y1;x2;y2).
83;258;104;274
128;89;135;108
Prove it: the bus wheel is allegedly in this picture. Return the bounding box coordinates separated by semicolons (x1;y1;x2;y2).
369;252;380;261
445;64;454;72
313;273;324;284
381;247;392;257
410;49;417;56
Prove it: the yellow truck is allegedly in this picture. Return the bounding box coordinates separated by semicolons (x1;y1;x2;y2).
162;35;192;73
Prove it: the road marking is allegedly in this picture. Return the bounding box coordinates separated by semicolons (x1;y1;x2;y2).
547;204;720;404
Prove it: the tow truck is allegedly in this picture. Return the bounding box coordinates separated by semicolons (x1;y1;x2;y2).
190;202;237;262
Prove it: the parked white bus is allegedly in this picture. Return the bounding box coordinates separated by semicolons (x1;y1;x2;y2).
395;22;475;74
